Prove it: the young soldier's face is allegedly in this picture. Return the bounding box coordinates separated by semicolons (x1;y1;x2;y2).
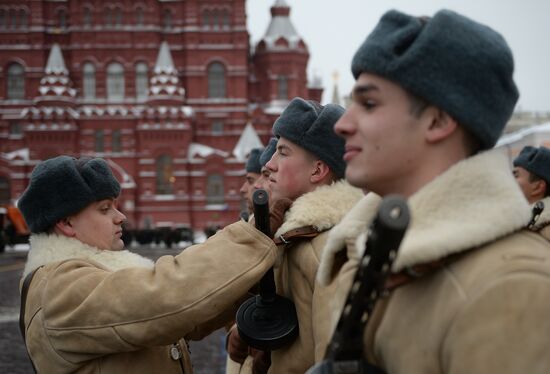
335;73;426;196
68;198;126;250
240;172;260;213
266;137;317;202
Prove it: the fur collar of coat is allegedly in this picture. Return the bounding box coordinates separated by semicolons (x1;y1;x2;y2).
23;234;154;277
274;180;364;238
318;149;532;285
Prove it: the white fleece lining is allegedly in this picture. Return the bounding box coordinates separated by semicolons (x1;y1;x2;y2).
318;149;532;285
24;234;154;277
274;180;364;238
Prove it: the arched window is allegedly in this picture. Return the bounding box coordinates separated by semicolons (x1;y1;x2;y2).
18;9;27;28
222;10;229;29
277;75;288;100
114;7;122;27
207;62;225;98
112;129;121;152
163;9;172;29
83;62;96;99
156;155;173;195
8;9;16;28
212;10;219;30
0;176;10;205
106;62;124;101
136;7;144;26
202;10;209;28
58;8;67;28
94;129;104;152
135;62;148;100
207;174;224;204
83;7;92;27
104;8;112;27
7;63;24;99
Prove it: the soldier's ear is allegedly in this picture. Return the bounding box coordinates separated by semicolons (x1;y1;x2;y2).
54;217;76;237
310;160;330;183
532;179;547;198
425;109;458;144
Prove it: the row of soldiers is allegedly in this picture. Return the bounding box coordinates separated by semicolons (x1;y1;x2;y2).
18;8;550;374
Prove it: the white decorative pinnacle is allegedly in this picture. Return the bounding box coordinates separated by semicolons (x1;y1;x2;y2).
149;41;185;98
38;43;76;98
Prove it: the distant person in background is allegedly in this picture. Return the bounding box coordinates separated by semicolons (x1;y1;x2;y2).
513;145;550;239
240;148;264;220
254;138;278;197
18;155;286;373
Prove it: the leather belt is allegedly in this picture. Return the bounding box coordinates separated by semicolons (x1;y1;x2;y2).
273;225;322;245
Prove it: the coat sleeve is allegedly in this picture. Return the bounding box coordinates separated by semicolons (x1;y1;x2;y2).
442;273;550;373
42;220;278;356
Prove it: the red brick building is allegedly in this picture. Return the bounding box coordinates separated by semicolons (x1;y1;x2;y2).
0;0;323;232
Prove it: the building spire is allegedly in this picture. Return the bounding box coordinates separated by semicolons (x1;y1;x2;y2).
149;41;185;98
259;0;306;51
37;43;76;101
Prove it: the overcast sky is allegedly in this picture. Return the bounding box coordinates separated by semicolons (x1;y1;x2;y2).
246;0;550;112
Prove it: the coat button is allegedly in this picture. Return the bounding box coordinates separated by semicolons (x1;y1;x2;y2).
170;344;182;360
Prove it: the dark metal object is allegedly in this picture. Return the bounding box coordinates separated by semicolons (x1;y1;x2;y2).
307;195;410;374
236;189;299;351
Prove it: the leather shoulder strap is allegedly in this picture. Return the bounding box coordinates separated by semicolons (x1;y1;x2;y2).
19;266;42;373
273;225;323;245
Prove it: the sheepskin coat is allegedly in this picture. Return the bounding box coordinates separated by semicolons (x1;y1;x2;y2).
20;220;278;374
266;181;363;374
317;149;550;374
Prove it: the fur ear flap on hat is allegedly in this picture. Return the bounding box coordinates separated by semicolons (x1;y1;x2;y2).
18;156;121;233
514;146;550;184
272;97;346;178
260;138;278;167
245;148;264;174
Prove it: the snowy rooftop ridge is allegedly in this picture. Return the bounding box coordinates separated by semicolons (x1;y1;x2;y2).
188;143;229;159
497;121;550;147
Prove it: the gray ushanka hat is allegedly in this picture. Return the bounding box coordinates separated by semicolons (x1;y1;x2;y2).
18;156;121;233
351;9;519;150
272;98;346;178
513;146;550;184
245;148;263;174
260;137;278;167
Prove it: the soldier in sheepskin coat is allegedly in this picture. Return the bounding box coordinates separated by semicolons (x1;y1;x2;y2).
226;98;364;374
18;156;280;374
312;9;550;374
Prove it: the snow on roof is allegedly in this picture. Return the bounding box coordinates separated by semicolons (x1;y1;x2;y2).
497;121;550;147
260;0;304;51
1;148;30;162
188;143;229;159
232;122;264;161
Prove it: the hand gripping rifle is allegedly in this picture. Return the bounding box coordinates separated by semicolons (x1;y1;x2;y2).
307;195;410;374
236;189;299;350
